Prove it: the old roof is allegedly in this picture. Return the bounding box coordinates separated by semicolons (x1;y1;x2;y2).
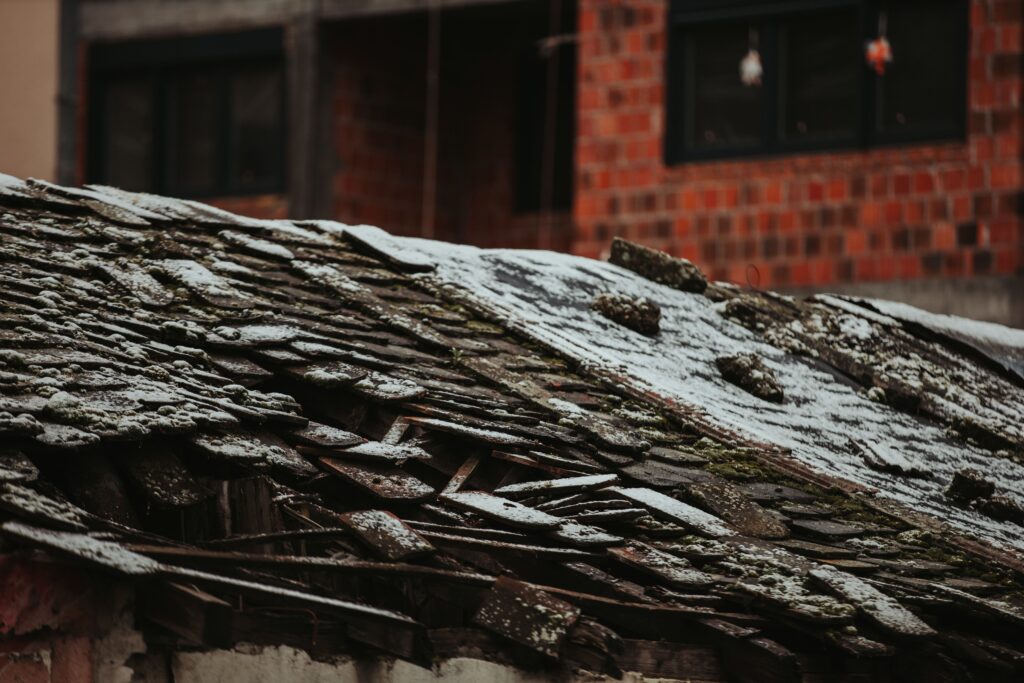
1;173;1023;681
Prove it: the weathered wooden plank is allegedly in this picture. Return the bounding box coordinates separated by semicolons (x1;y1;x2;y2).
559;561;652;603
473;576;581;658
418;530;597;560
442;455;481;494
439;491;561;530
609;487;735;538
319;457;434;501
406;416;539;447
339;510;435;561
617;639;724;681
129;544;494;587
142;582;233;647
809;564;936;638
493;474;619;499
609;542;718;589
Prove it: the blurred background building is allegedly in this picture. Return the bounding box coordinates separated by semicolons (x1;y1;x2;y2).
0;0;1021;324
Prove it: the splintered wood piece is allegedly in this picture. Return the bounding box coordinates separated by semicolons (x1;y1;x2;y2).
339;510;435;561
142;582;233;647
381;417;411;445
493;473;619;499
439;491;561;530
418;530;597;560
443;455;481;494
406;416;538;447
549;521;623;548
341;440;432;464
609;542;717;589
560;562;651;603
320;457;434;501
473;576;581;658
684;480;789;540
609;487;735;538
809;565;936;638
489;450;583;477
572;508;648;525
289;421;365;449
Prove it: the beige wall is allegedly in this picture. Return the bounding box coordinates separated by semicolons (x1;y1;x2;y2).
0;0;60;180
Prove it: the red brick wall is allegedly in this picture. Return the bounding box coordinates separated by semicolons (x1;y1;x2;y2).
327;6;573;250
574;0;1024;289
331;16;429;236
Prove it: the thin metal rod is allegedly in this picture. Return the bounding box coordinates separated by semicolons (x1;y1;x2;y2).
420;0;442;239
538;0;563;251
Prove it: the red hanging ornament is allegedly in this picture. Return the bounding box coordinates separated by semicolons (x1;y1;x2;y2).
866;36;892;75
866;11;893;75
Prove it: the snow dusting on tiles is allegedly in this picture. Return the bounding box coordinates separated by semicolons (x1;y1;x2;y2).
358;231;1024;552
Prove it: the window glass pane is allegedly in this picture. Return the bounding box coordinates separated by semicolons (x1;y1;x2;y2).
687;22;762;151
780;9;859;143
230;66;284;191
877;0;960;135
102;79;153;191
167;72;221;196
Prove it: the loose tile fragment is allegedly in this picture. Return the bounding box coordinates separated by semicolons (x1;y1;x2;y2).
609;486;735;538
320;457;434;500
473;576;581;658
591;293;660;336
440;491;562;530
608;237;708;294
715;354;784;404
339;510;435;561
809;564;936;638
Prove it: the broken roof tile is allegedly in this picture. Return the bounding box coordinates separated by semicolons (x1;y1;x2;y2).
609;487;736;538
439;491;562;530
338;510;435;561
493;474;618;499
320;457;434;501
1;178;1022;677
473;576;581;658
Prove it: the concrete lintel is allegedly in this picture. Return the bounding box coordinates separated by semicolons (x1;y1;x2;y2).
781;275;1024;328
81;0;523;41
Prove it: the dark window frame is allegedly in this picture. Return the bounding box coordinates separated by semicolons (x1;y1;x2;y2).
87;29;287;198
664;0;968;165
